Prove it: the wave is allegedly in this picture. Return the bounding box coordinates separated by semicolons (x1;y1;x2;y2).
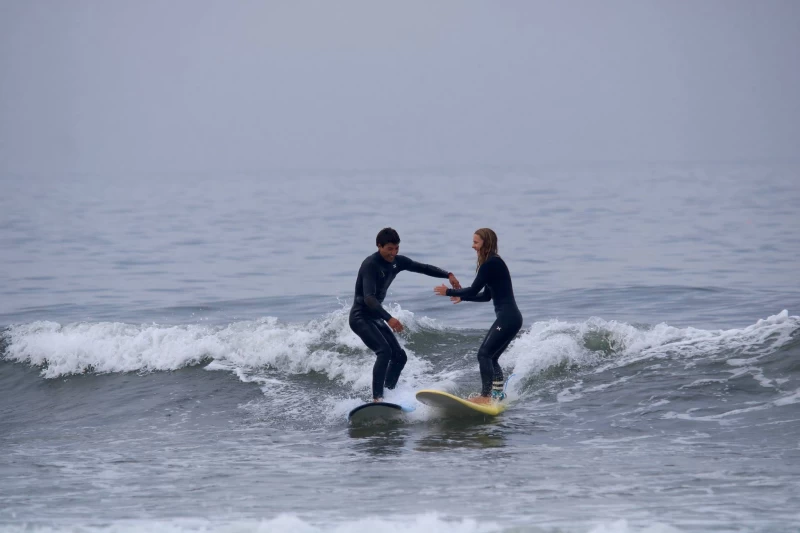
3;308;798;423
0;304;439;378
502;310;800;423
504;310;799;382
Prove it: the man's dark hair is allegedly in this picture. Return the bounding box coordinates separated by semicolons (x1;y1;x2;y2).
376;227;400;247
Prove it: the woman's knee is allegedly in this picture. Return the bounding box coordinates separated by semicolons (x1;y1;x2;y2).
476;347;492;364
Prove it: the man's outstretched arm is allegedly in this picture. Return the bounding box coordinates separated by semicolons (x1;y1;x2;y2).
396;256;461;288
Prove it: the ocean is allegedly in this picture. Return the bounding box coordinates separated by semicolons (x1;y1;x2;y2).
1;165;799;533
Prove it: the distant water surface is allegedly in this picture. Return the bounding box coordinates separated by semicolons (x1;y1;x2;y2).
1;164;799;532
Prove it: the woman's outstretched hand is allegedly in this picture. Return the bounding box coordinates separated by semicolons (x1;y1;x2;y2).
435;284;461;303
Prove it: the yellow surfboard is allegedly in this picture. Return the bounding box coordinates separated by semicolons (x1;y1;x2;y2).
415;390;507;417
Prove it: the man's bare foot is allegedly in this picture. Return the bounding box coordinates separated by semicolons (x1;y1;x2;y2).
373;398;383;403
469;396;492;405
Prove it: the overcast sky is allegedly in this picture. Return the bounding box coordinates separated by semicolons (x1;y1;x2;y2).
1;0;798;174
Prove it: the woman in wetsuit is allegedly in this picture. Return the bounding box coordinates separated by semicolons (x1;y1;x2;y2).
434;228;523;404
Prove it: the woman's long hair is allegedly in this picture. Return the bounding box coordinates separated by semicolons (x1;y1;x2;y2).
474;228;498;271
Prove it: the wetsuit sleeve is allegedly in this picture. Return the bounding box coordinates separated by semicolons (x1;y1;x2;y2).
446;261;491;299
362;263;393;321
460;287;492;302
395;255;450;278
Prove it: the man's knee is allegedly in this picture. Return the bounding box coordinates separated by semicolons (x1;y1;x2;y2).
374;344;393;361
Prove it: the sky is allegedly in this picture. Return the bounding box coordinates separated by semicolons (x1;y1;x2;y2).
1;0;799;174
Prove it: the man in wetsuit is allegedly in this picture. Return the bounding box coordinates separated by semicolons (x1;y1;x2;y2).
350;228;460;402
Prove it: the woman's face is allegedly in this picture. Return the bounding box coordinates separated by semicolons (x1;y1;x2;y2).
472;234;483;254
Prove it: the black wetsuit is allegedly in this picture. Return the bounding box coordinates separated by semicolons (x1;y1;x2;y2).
446;254;523;396
350;252;451;399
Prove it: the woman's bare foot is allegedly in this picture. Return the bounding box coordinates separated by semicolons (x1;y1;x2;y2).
372;397;383;403
469;395;492;405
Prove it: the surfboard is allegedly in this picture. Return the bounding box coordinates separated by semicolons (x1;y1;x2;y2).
347;402;415;424
415;373;515;417
415;390;506;416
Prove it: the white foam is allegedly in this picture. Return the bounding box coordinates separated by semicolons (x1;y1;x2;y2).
608;310;799;370
587;519;682;533
660;386;800;425
1;305;480;426
0;513;501;533
259;512;497;533
556;381;585;403
501;318;607;387
1;305;442;385
661;402;773;424
4;309;797;424
0;515;686;533
502;311;799;389
773;388;800;407
3;320;220;378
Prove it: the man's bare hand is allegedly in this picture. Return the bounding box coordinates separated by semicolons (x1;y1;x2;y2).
448;274;461;290
387;317;404;332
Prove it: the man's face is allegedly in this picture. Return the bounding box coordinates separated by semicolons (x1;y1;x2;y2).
378;243;399;262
